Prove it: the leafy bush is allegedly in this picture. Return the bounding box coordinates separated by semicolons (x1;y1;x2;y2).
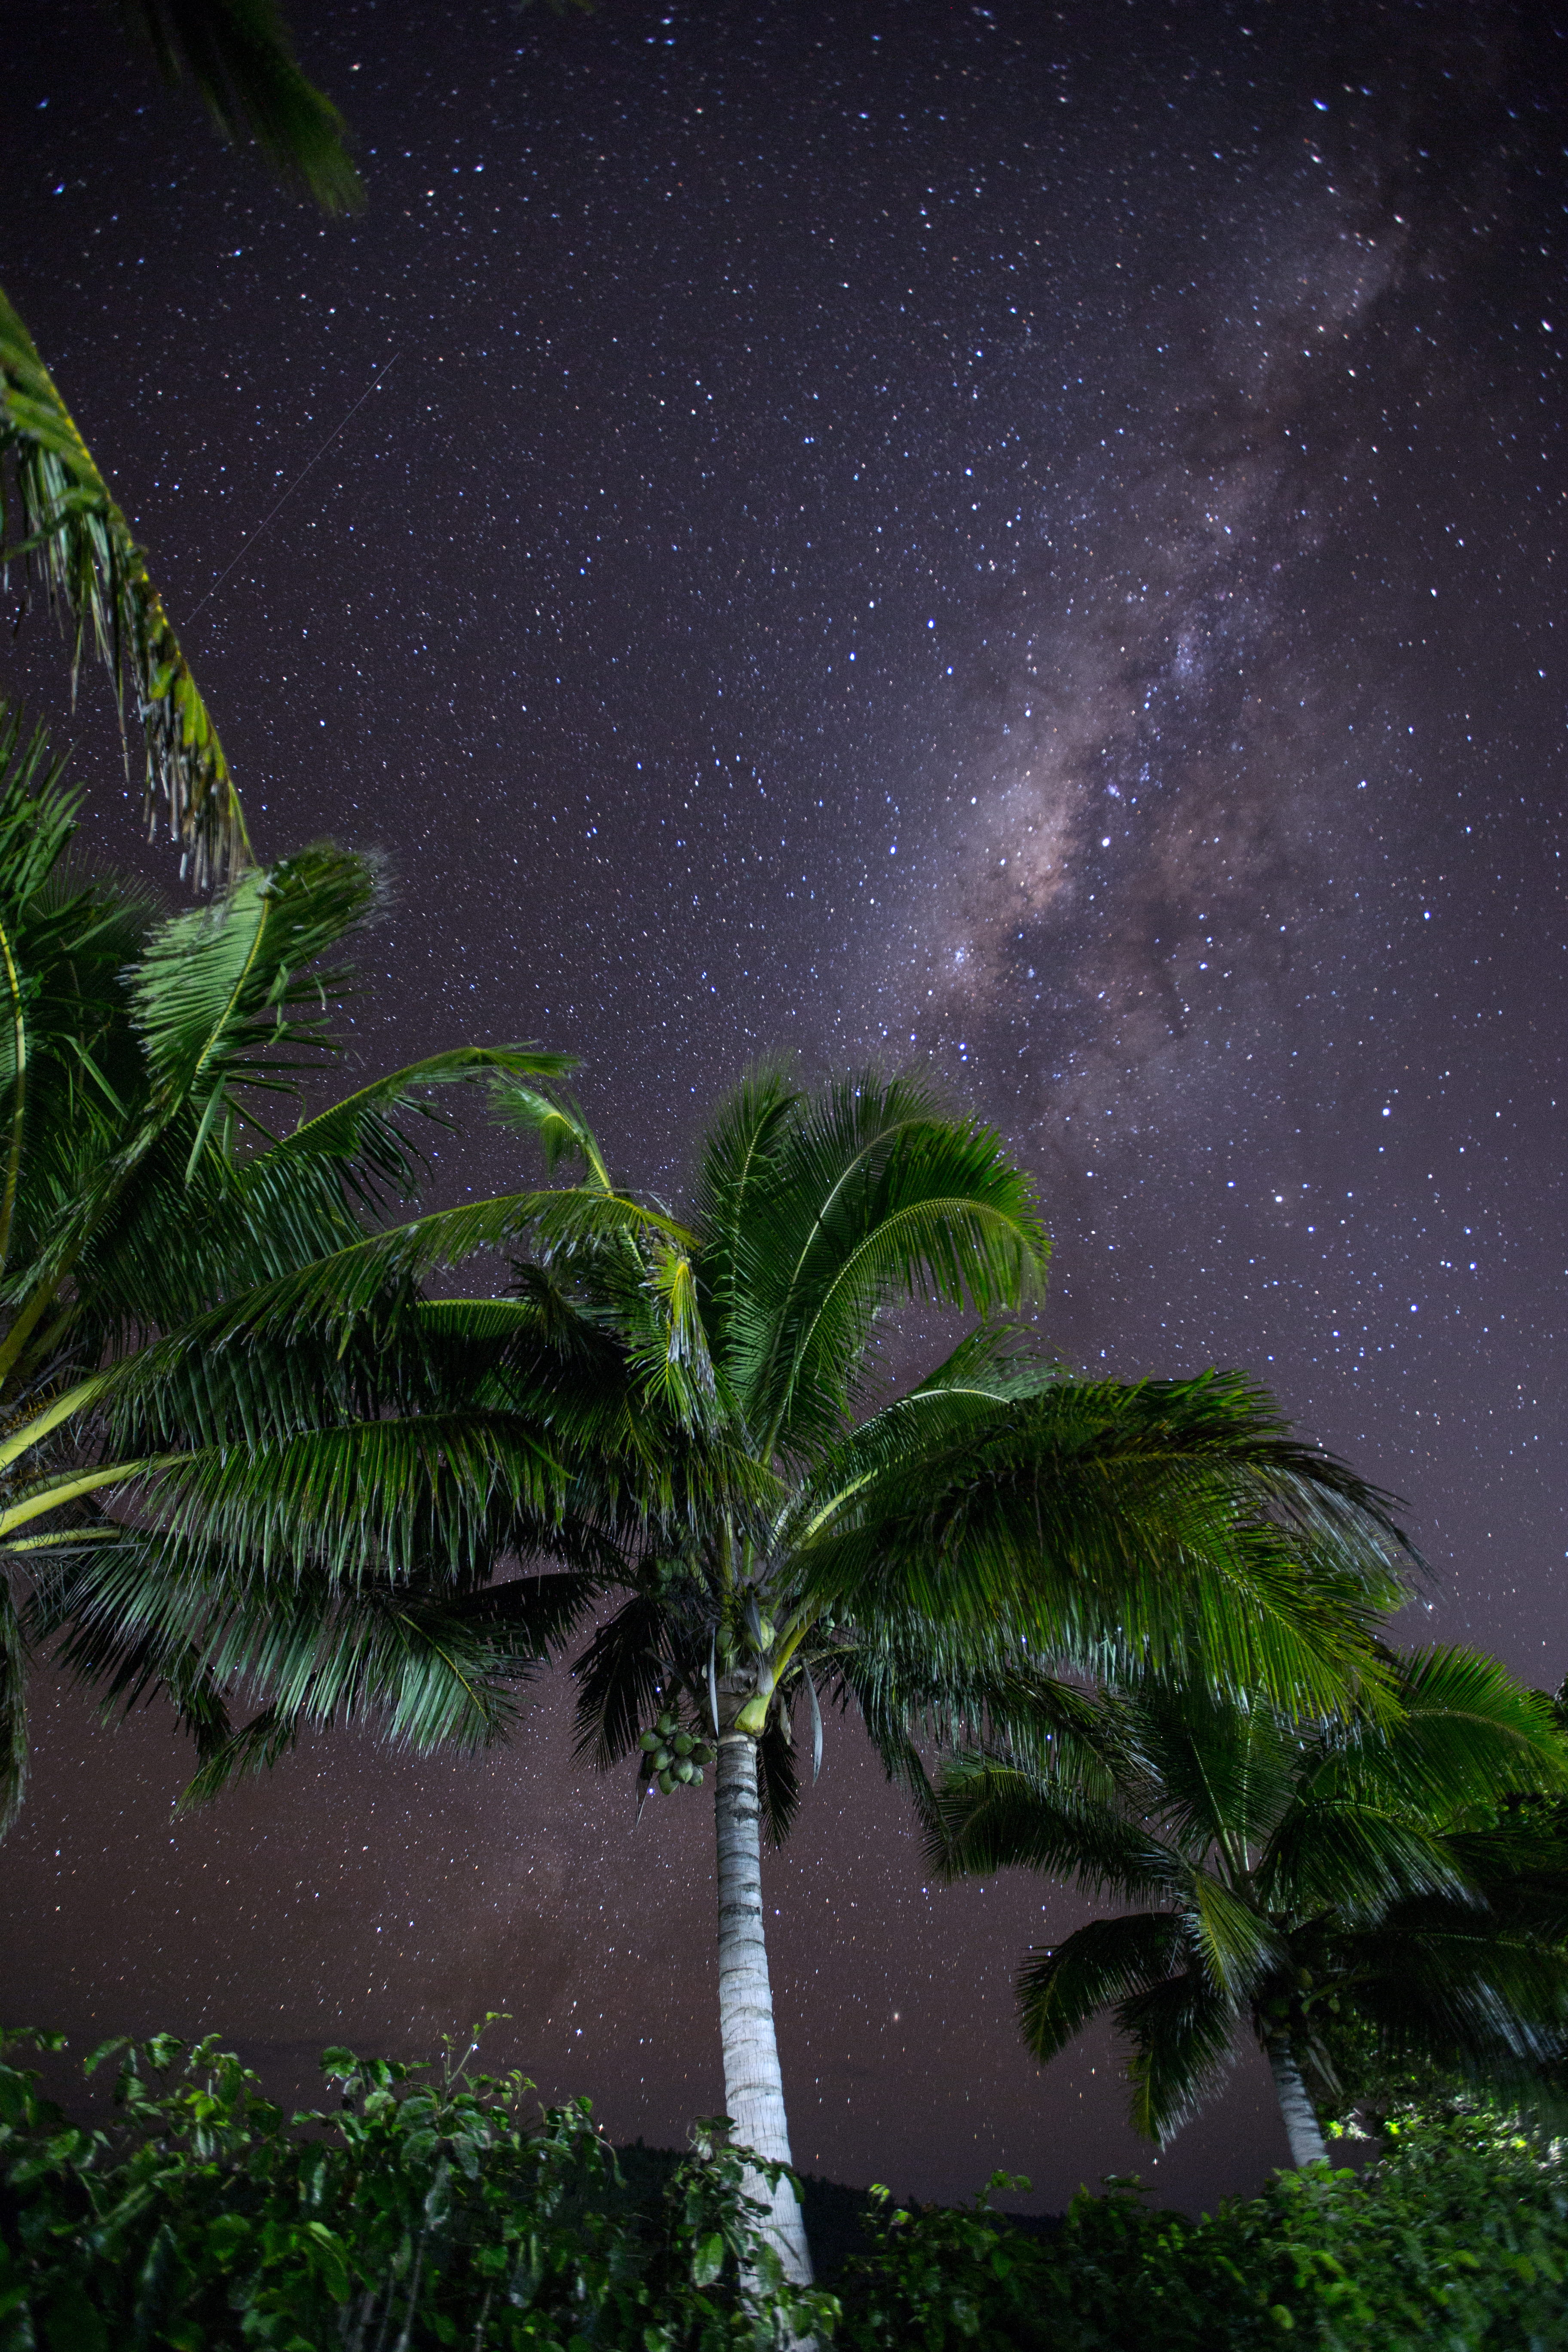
6;2031;1565;2351
0;2026;837;2349
834;2110;1568;2351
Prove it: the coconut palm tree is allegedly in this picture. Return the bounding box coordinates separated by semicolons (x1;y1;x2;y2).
0;697;714;1830
407;1071;1416;2279
931;1648;1568;2165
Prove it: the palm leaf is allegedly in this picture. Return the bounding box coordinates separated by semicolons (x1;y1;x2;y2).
1119;1967;1238;2142
0;288;245;884
794;1375;1412;1719
928;1758;1177;1902
758;1703;801;1846
116;0;361;211
728;1070;1049;1457
1322;1645;1568;1816
255;1045;576;1205
129;843;374;1114
1017;1911;1186;2065
571;1590;673;1770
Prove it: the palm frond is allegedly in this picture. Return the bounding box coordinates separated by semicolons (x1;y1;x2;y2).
0;288;245;883
130;843;374;1119
490;1078;612;1188
50;1541;579;1790
116;0;362;211
1323;1902;1568;2080
758;1702;800;1846
260;1045;576;1205
793;1374;1412;1720
691;1059;799;1357
117;1412;572;1586
728;1070;1049;1457
1259;1802;1479;1920
193;1185;693;1340
1121;1680;1298;1859
1017;1911;1185;2065
1323;1645;1568;1817
178;1701;297;1807
571;1591;672;1770
928;1758;1176;1902
1184;1868;1279;1996
1119;1968;1238;2143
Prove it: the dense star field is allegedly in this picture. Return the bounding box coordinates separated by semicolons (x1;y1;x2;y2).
1;0;1565;2215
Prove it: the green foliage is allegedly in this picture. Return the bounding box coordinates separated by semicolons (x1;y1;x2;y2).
835;2113;1568;2352
535;1066;1416;1833
932;1651;1568;2147
115;0;362;211
0;300;245;884
6;2031;1563;2351
0;712;649;1831
0;2027;838;2349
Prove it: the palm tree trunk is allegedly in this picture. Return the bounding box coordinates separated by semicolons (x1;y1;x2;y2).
1265;2039;1329;2167
714;1726;814;2284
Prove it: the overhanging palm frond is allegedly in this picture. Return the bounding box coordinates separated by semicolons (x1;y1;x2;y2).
129;1412;572;1585
928;1757;1176;1902
1322;1645;1568;1817
1259;1801;1479;1921
571;1590;674;1770
248;1045;578;1209
1119;1681;1297;1858
1017;1911;1186;2065
1323;1901;1568;2082
0;288;245;885
758;1704;800;1846
47;1544;597;1804
795;1375;1413;1719
1118;1967;1238;2143
116;0;362;211
178;1701;296;1807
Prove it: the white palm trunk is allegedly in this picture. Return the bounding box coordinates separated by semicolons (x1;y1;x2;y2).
1266;2039;1329;2167
714;1726;814;2284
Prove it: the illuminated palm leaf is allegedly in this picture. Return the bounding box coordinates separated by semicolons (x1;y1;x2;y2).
0;294;245;885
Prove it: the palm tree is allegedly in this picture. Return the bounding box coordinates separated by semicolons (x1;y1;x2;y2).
0;698;707;1829
402;1069;1415;2279
931;1648;1568;2165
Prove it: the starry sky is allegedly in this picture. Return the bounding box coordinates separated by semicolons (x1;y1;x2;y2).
1;0;1566;2220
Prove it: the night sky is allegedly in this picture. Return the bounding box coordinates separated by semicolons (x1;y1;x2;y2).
2;0;1566;2220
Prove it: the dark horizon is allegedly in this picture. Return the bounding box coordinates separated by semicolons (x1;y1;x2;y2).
1;0;1564;2218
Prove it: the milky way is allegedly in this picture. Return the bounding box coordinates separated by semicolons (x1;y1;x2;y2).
1;0;1564;2218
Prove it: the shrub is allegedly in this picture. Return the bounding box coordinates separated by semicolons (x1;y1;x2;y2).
834;2109;1568;2351
0;2026;837;2349
6;2030;1565;2351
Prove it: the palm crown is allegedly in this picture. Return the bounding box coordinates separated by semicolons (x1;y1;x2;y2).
932;1647;1568;2163
0;702;688;1829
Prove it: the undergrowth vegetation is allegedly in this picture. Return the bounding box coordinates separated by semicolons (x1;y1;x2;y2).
2;2030;1565;2350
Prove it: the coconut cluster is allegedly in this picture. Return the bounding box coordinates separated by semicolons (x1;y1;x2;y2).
639;1709;716;1793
